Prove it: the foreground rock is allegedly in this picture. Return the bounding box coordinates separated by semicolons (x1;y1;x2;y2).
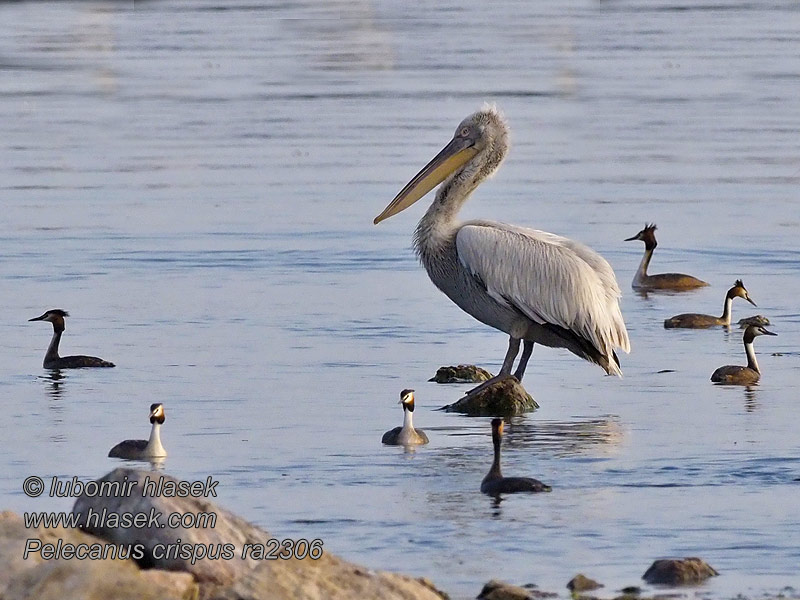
477;579;555;600
441;377;538;416
430;365;492;384
566;573;603;592
0;511;196;600
642;557;718;585
72;468;447;600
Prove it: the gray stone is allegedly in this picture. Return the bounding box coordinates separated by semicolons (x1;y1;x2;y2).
478;579;542;600
567;574;603;592
442;377;538;416
430;365;493;383
642;558;719;585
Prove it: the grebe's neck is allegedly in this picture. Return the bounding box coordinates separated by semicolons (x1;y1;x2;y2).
720;296;733;324
44;329;62;365
488;432;503;479
148;422;166;456
744;340;759;373
633;247;653;284
401;406;414;434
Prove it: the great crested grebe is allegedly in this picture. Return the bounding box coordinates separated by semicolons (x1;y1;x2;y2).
664;280;756;329
28;309;115;369
382;389;429;445
108;403;167;459
481;419;550;495
625;223;708;291
373;106;629;400
711;325;776;385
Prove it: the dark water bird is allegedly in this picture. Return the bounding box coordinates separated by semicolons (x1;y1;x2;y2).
373;106;629;399
664;280;756;328
711;325;776;385
28;309;115;369
108;403;167;459
481;418;551;495
382;389;429;445
624;223;708;291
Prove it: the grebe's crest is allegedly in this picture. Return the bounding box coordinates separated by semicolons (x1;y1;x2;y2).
149;403;166;424
734;279;745;288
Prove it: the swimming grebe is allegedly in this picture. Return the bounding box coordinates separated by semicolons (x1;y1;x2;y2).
711;325;776;384
108;403;167;459
481;418;550;495
382;389;429;445
28;309;115;369
625;223;708;291
664;280;756;329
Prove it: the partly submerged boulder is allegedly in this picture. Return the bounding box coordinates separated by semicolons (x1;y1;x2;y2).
566;573;603;592
642;557;718;585
441;377;538;416
429;365;492;384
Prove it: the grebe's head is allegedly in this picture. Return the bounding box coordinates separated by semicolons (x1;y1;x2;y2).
399;389;415;412
149;403;166;424
625;223;657;249
729;280;756;306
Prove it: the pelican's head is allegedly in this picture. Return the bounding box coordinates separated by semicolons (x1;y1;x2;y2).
624;223;658;249
29;309;69;330
149;403;166;424
374;105;509;224
399;388;415;412
729;279;757;306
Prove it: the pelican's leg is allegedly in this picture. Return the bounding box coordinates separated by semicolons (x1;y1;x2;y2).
462;336;520;397
513;340;534;382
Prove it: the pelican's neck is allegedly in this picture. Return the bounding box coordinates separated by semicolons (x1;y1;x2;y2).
720;296;733;324
147;422;166;455
633;248;654;284
489;433;503;479
401;406;414;433
45;329;62;364
744;340;759;372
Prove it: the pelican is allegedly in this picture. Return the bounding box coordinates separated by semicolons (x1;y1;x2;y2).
374;106;630;394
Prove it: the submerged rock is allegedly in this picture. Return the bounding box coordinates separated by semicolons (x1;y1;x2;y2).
738;315;770;328
441;377;538;416
71;468;447;600
567;574;603;592
642;558;718;585
478;579;538;600
430;365;493;384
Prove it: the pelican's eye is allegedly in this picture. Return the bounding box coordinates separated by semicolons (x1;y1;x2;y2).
459;126;470;137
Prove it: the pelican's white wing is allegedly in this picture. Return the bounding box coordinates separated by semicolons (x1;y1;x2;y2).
456;222;630;372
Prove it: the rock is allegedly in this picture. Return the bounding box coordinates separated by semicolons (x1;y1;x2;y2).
642;558;718;585
0;511;196;600
619;586;641;595
72;468;447;600
430;365;493;384
478;579;536;600
567;574;603;592
441;377;538;416
738;315;770;328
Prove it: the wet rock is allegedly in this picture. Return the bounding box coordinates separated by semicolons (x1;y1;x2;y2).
0;511;196;600
430;365;493;384
619;586;641;595
478;579;538;600
567;574;603;592
441;377;538;416
72;468;447;600
738;315;770;328
642;558;718;585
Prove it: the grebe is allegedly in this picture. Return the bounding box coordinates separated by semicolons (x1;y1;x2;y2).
711;325;776;385
382;389;429;445
28;309;115;369
373;106;629;399
664;280;756;329
624;223;708;291
481;418;550;495
108;403;167;459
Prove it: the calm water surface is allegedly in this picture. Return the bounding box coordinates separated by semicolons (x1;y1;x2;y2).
1;1;799;597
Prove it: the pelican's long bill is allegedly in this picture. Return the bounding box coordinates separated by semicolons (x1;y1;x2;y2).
373;136;478;224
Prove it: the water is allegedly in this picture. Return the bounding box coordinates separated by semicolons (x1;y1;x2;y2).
2;1;799;597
